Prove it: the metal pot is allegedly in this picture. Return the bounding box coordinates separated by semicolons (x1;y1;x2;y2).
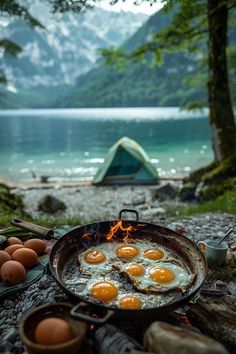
12;209;207;325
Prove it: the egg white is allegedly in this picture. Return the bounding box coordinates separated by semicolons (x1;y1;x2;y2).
78;243;117;275
120;261;194;293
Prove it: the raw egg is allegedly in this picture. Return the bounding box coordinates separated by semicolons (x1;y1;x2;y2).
35;317;75;345
7;237;23;246
1;260;26;285
12;248;38;268
0;250;11;268
4;244;24;256
24;238;46;256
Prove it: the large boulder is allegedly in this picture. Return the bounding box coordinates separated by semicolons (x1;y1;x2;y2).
38;195;66;214
151;183;179;201
144;321;229;354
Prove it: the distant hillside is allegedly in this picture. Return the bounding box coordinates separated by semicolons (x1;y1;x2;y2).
60;9;204;108
61;7;235;108
0;6;147;108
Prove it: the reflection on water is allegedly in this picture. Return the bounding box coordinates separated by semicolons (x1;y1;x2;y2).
0;107;213;182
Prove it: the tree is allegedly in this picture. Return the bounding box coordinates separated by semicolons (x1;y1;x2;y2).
0;0;43;85
103;0;236;166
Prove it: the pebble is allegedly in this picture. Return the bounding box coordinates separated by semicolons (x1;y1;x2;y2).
227;282;236;297
215;280;225;288
0;185;235;354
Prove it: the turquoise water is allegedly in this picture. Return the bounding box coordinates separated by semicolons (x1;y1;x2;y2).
0;107;213;182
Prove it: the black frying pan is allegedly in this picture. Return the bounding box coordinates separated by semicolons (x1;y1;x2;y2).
11;209;207;324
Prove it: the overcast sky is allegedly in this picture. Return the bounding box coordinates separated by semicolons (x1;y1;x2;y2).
99;0;163;14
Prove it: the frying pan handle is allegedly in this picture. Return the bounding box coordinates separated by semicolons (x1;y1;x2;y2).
119;209;139;222
11;218;54;239
70;302;114;325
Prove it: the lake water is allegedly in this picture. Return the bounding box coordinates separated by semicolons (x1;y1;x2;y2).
0;107;213;183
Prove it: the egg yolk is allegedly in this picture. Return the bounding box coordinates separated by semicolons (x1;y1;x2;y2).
91;281;117;302
116;245;139;259
143;249;164;260
125;263;145;277
84;250;106;264
150;268;174;283
119;296;142;309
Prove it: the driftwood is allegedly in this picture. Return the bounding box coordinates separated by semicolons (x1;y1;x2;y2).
188;297;236;348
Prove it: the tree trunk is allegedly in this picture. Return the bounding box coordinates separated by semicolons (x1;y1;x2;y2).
207;0;236;163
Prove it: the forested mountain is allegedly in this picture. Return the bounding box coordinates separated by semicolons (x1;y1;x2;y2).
1;5;235;109
60;7;236;108
0;6;147;108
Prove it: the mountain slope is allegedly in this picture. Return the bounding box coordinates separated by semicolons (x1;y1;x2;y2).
0;7;147;108
62;7;235;108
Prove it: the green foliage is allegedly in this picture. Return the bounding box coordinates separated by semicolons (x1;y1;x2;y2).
167;186;236;216
202;155;236;183
0;39;22;56
197;177;236;202
0;184;24;229
59;52;207;108
0;0;44;28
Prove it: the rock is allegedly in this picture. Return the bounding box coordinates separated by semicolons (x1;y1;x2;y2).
167;222;186;234
144;321;229;354
38;194;66;213
215;280;226;288
231;242;236;250
142;207;166;219
227;282;236;297
132;195;146;205
179;181;196;201
152;183;179;201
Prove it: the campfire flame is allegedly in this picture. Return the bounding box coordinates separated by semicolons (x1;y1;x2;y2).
106;220;136;241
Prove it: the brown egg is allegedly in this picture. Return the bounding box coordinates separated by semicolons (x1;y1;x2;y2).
12;248;38;268
7;237;23;246
0;250;11;268
24;239;46;256
4;244;25;256
1;260;26;285
35;317;75;345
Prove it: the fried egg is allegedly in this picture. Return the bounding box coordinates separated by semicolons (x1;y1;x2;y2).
120;261;194;294
78;277;120;304
118;294;142;309
78;244;116;275
78;241;168;276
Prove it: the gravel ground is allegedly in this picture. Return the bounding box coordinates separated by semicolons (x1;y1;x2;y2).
0;184;236;353
14;182;184;223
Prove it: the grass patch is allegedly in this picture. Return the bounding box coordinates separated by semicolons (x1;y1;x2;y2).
167;187;236;217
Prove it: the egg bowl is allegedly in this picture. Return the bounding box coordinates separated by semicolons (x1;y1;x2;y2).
19;302;87;354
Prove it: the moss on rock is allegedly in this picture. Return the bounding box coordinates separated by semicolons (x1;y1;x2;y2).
0;183;23;212
196;177;236;202
180;156;236;202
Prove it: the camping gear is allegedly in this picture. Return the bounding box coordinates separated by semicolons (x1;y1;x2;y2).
12;210;207;325
197;239;228;267
93;137;158;185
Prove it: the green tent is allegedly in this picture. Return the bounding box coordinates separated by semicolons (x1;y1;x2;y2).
93;137;158;185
